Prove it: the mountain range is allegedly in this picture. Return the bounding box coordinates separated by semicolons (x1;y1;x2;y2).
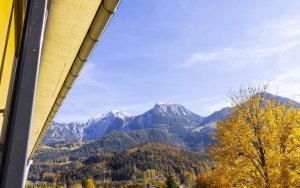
28;93;300;186
43;93;300;151
43;104;217;149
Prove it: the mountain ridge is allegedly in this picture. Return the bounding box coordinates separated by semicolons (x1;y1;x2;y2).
43;103;205;142
43;93;300;151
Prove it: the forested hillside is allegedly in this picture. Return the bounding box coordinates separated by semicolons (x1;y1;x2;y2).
27;142;210;187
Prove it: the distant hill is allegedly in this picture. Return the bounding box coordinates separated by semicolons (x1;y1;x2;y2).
85;127;185;152
34;128;185;162
84;142;208;181
28;142;210;183
199;107;231;126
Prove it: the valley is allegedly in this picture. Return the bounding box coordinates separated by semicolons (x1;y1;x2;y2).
27;93;300;187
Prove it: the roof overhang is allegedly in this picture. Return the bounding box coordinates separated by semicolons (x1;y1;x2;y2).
28;0;121;159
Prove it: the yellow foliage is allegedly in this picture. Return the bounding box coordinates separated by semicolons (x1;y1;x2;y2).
184;171;196;186
194;171;230;188
210;86;300;187
83;178;96;188
70;183;83;188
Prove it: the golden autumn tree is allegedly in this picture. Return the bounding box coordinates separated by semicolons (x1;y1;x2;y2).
184;171;196;187
194;168;231;188
83;178;96;188
210;85;300;187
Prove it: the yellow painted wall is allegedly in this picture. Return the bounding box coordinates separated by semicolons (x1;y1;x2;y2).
0;0;24;142
0;0;16;140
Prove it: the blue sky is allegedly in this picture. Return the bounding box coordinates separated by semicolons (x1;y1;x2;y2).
55;0;300;122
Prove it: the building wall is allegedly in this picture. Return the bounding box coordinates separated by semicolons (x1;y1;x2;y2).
0;0;24;142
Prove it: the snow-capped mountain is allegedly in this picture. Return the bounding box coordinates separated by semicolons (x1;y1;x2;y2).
83;111;131;140
43;111;131;142
43;93;300;144
43;104;203;142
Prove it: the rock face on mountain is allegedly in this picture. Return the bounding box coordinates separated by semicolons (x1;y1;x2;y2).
43;111;131;142
125;103;203;131
42;122;86;143
83;111;131;140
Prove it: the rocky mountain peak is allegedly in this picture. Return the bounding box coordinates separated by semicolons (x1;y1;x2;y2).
86;114;105;124
106;110;131;119
152;103;195;117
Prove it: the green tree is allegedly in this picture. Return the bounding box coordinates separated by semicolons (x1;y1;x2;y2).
164;174;179;188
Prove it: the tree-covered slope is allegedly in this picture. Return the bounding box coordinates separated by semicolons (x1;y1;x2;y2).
28;142;210;183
